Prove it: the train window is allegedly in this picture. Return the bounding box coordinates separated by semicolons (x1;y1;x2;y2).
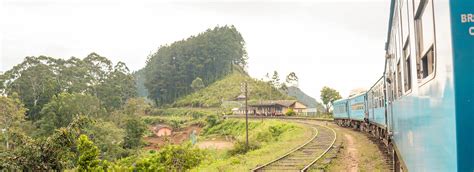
403;41;412;92
401;0;410;41
421;48;434;78
415;0;435;80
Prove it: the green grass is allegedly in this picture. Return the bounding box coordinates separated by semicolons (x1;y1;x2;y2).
192;119;314;171
174;71;293;108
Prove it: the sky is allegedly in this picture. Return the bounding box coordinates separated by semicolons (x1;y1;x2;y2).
0;0;391;100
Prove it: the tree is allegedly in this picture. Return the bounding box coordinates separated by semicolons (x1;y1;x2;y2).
0;56;61;120
144;25;248;106
123;118;146;149
96;61;137;111
0;54;137;119
122;98;152;116
0;116;91;170
271;71;280;88
0;93;26;150
280;83;288;93
35;93;105;136
190;77;205;91
82;120;126;161
77;134;102;171
320;86;342;113
286;72;298;87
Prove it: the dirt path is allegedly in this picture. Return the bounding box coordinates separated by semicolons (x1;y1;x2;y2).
326;124;391;172
344;133;359;172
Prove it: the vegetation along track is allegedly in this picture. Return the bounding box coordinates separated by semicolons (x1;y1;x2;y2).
252;121;337;172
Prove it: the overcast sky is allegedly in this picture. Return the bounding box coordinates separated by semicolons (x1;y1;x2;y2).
1;0;390;100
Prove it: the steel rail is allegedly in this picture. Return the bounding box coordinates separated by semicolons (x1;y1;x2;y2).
300;123;337;172
251;124;319;171
251;120;337;172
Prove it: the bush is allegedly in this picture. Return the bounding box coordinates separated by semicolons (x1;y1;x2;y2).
285;108;296;116
228;140;261;155
255;130;273;142
131;143;205;171
123;118;146;149
269;125;284;138
205;115;219;127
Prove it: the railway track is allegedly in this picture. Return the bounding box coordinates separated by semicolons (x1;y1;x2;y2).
252;121;337;172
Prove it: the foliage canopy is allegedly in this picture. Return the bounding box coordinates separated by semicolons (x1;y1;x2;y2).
144;25;248;106
320;86;342;113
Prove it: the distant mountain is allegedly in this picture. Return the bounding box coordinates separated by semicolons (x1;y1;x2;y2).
287;86;318;108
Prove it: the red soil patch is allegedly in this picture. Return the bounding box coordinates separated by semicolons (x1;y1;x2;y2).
144;125;202;150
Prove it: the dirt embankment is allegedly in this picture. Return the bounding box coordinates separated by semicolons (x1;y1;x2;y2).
144;125;202;150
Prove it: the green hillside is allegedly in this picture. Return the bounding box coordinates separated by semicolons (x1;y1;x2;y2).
174;70;293;107
287;86;318;108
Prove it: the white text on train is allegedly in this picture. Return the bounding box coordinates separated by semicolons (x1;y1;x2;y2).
470;27;474;36
461;14;473;23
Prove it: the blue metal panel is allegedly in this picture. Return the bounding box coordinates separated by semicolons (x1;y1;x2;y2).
367;77;385;126
449;0;474;171
333;99;349;119
391;83;456;171
371;107;386;126
348;94;366;121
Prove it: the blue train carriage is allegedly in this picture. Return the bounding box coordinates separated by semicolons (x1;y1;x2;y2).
383;0;474;171
332;98;349;126
366;76;389;144
347;92;367;129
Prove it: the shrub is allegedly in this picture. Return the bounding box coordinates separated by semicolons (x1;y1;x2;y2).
256;130;273;142
205;115;219;127
228;140;261;155
77;135;104;171
269;125;284;138
123;118;146;149
285;108;296;116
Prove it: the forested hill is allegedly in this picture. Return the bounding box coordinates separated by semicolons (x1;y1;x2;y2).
143;26;248;106
174;69;293;107
134;68;148;98
287;86;318;108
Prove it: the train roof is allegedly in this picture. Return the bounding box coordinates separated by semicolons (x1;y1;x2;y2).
385;0;396;51
348;92;367;99
367;76;384;92
333;98;349;104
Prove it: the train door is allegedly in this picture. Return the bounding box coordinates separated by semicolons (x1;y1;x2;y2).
364;94;369;121
385;74;394;133
370;92;374;121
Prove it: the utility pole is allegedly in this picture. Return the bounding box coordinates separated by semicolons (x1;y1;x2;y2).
1;129;7;150
242;82;249;149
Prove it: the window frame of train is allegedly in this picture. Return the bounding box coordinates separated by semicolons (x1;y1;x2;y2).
403;41;412;93
397;60;402;98
414;0;436;86
400;0;412;94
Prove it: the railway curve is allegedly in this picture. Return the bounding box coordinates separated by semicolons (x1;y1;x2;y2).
252;121;336;172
